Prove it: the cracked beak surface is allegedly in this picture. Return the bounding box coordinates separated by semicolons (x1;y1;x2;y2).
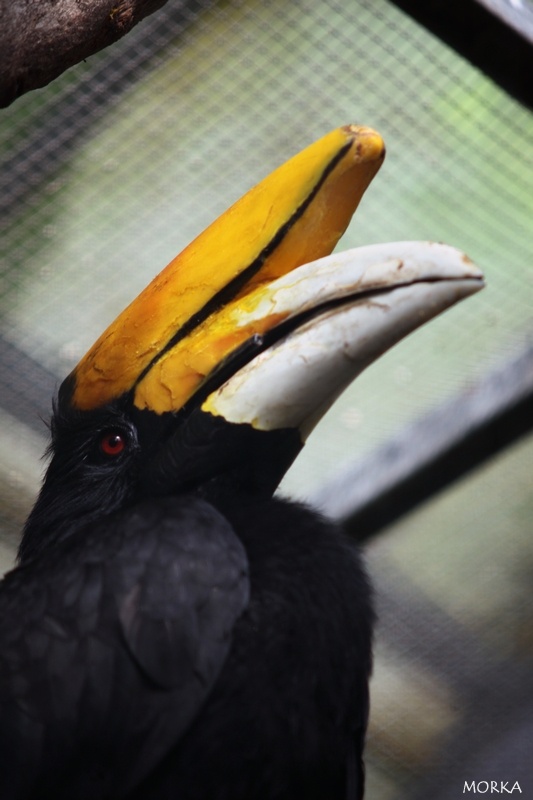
200;241;484;439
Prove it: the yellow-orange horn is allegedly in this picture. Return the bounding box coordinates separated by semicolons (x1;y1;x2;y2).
69;124;385;413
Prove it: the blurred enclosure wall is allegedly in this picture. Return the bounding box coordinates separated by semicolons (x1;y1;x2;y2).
1;1;532;797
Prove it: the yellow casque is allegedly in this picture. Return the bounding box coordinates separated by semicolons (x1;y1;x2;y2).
70;125;385;413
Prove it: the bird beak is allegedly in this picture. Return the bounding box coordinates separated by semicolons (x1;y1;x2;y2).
65;124;483;466
200;241;484;441
66;125;385;413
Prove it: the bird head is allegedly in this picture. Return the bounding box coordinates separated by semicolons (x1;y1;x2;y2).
20;125;483;561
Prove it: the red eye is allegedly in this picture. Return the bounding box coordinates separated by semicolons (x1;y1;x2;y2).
100;431;126;457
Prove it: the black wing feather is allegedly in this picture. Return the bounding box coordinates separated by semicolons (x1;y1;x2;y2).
0;495;249;799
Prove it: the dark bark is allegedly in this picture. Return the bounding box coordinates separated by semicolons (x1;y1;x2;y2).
0;0;170;107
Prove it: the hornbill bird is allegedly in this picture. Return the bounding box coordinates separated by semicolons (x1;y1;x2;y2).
0;125;483;799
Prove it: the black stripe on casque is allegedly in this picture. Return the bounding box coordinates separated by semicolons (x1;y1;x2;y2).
131;140;353;392
173;275;483;421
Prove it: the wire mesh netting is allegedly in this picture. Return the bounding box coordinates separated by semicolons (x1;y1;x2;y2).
1;0;532;797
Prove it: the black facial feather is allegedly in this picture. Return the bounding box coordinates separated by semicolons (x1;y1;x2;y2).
19;401;141;563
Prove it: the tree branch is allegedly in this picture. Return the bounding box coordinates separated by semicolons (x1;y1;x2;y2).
0;0;170;108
